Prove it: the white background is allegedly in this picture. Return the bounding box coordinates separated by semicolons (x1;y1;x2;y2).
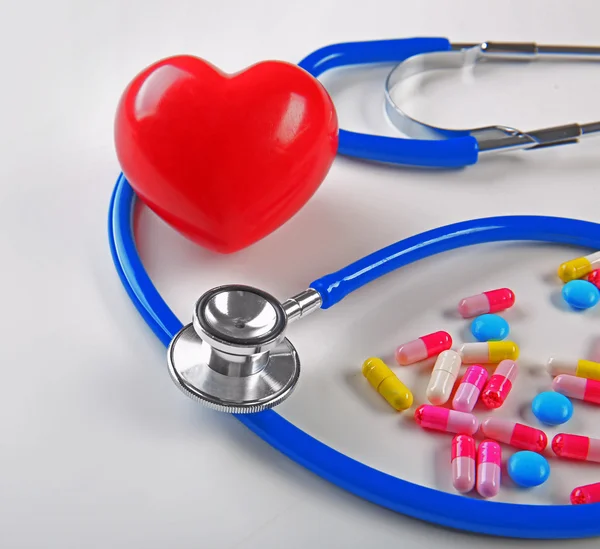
2;0;600;547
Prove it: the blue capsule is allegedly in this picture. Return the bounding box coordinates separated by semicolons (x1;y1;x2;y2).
507;451;550;488
531;391;573;426
470;314;509;342
562;280;600;310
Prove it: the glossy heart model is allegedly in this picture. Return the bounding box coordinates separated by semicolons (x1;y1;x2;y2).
114;55;338;253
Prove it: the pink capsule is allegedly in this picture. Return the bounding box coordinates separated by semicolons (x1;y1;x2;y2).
477;440;501;498
481;417;547;452
552;433;600;462
452;434;476;493
552;374;600;405
458;288;515;319
452;365;488;412
395;331;452;365
481;359;518;409
414;404;479;435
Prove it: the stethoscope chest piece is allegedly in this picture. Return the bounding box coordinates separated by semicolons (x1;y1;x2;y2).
167;284;301;413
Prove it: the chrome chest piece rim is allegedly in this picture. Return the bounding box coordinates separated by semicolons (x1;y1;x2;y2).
167;285;301;413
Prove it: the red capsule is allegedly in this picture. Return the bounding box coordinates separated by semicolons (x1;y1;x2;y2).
552;374;600;405
451;434;476;493
481;418;547;452
571;482;600;504
587;269;600;290
481;359;518;409
458;288;515;318
414;405;479;435
395;331;452;366
552;433;600;462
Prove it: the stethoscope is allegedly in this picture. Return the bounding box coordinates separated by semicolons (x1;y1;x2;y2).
109;38;600;540
298;38;600;167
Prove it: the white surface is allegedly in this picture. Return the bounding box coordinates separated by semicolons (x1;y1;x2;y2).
2;0;600;547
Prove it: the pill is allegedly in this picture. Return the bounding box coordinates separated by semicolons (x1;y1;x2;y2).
507;451;550;488
531;391;573;426
470;314;509;342
457;341;519;364
458;288;515;319
547;357;600;381
481;359;518;409
452;434;476;493
551;433;600;462
476;440;501;498
558;251;600;283
562;280;600;310
395;331;452;366
452;365;488;412
587;269;600;289
571;482;600;505
426;349;461;405
552;374;600;405
362;357;413;411
414;405;479;435
481;417;548;452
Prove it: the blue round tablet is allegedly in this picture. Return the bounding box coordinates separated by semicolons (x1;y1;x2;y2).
531;391;573;426
470;314;509;342
507;451;550;488
562;280;600;310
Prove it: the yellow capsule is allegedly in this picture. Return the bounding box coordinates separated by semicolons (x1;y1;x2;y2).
547;357;600;381
362;357;413;411
457;342;519;364
577;360;600;381
489;341;519;363
558;252;600;283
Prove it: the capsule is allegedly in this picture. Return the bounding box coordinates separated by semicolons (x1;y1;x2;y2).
452;434;476;493
414;405;479;435
456;342;519;364
558;251;600;283
552;374;600;405
546;357;600;381
481;417;547;452
477;440;502;498
426;350;461;405
395;331;452;366
458;288;515;318
551;433;600;462
571;482;600;505
587;269;600;290
452;365;488;412
362;357;413;411
481;359;518;409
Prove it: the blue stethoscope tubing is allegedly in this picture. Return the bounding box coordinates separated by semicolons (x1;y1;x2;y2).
297;37;479;168
109;172;600;539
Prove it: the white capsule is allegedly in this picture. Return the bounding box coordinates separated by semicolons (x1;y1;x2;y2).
426;350;462;405
547;357;577;377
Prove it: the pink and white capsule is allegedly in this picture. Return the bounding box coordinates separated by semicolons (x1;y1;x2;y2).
395;331;453;366
477;440;502;498
426;350;462;405
481;359;518;409
552;375;600;405
458;288;515;319
414;405;479;435
452;434;476;493
452;365;488;412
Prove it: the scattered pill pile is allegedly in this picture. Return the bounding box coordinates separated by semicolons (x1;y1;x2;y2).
361;261;600;503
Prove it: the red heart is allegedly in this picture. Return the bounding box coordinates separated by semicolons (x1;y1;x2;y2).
114;55;338;253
